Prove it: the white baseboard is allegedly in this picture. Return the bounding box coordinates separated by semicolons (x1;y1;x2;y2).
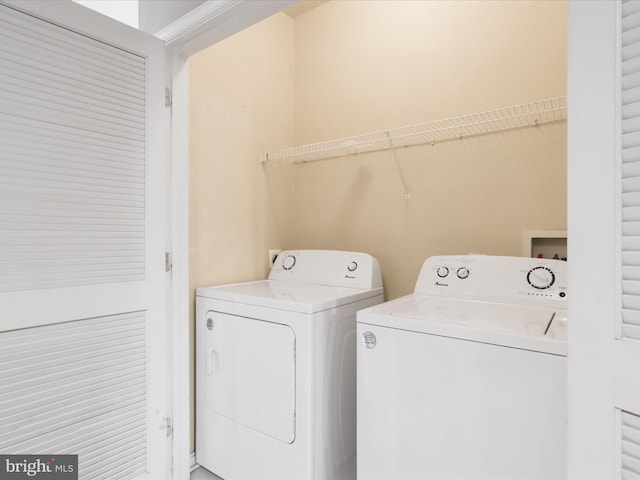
190;451;198;472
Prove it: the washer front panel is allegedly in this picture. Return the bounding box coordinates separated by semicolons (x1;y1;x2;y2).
356;323;567;479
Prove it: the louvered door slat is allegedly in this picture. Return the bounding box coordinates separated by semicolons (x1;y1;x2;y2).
0;116;145;156
622;1;640;341
623;54;640;75
0;4;146;294
622;309;640;329
0;13;145;89
619;0;640;468
623;411;640;479
0;313;147;480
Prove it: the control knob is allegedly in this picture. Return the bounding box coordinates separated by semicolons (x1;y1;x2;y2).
282;255;296;270
436;266;449;278
347;261;358;272
527;266;555;289
456;267;470;279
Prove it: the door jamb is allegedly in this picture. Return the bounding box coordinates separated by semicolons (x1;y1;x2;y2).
167;1;297;478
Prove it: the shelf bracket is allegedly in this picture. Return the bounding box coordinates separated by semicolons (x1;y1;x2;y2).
386;131;411;200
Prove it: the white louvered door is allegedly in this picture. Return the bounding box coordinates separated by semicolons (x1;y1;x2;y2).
621;1;640;477
0;1;171;479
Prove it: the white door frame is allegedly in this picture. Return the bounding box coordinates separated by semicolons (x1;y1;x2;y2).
567;0;620;477
165;1;297;478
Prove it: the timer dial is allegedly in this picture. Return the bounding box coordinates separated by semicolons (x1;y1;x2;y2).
437;266;449;278
347;261;358;272
282;255;296;270
457;267;470;279
527;266;555;290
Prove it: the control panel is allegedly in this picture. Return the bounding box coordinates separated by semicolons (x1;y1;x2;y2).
414;255;567;308
268;250;382;290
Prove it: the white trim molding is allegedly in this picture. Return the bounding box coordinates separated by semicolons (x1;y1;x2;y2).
190;451;198;472
155;0;243;43
155;0;298;57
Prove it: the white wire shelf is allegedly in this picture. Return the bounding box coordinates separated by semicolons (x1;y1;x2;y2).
260;96;567;164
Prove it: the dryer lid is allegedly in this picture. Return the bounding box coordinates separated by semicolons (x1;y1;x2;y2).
197;280;383;314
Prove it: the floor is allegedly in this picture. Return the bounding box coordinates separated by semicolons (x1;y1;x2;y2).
191;467;223;480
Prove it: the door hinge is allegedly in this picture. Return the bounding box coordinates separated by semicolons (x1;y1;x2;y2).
165;251;172;273
163;415;173;438
165;87;172;107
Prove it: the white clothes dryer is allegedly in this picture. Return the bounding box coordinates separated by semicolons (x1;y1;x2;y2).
196;250;383;480
357;255;567;479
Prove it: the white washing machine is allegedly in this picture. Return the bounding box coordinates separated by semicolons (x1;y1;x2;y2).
357;255;567;479
196;250;383;480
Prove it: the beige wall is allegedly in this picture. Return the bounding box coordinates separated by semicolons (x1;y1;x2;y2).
189;12;295;448
190;13;295;290
189;0;567;448
289;126;567;298
293;0;567;143
290;0;567;299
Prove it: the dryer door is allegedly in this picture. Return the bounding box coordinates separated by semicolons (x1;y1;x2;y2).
204;311;296;443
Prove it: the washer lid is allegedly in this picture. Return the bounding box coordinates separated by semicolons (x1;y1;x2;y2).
197;280;383;314
357;295;567;355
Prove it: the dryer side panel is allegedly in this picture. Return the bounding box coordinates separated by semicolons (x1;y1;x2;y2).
314;294;384;480
204;311;296;444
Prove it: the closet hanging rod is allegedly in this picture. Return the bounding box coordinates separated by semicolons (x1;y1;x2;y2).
260;96;567;164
